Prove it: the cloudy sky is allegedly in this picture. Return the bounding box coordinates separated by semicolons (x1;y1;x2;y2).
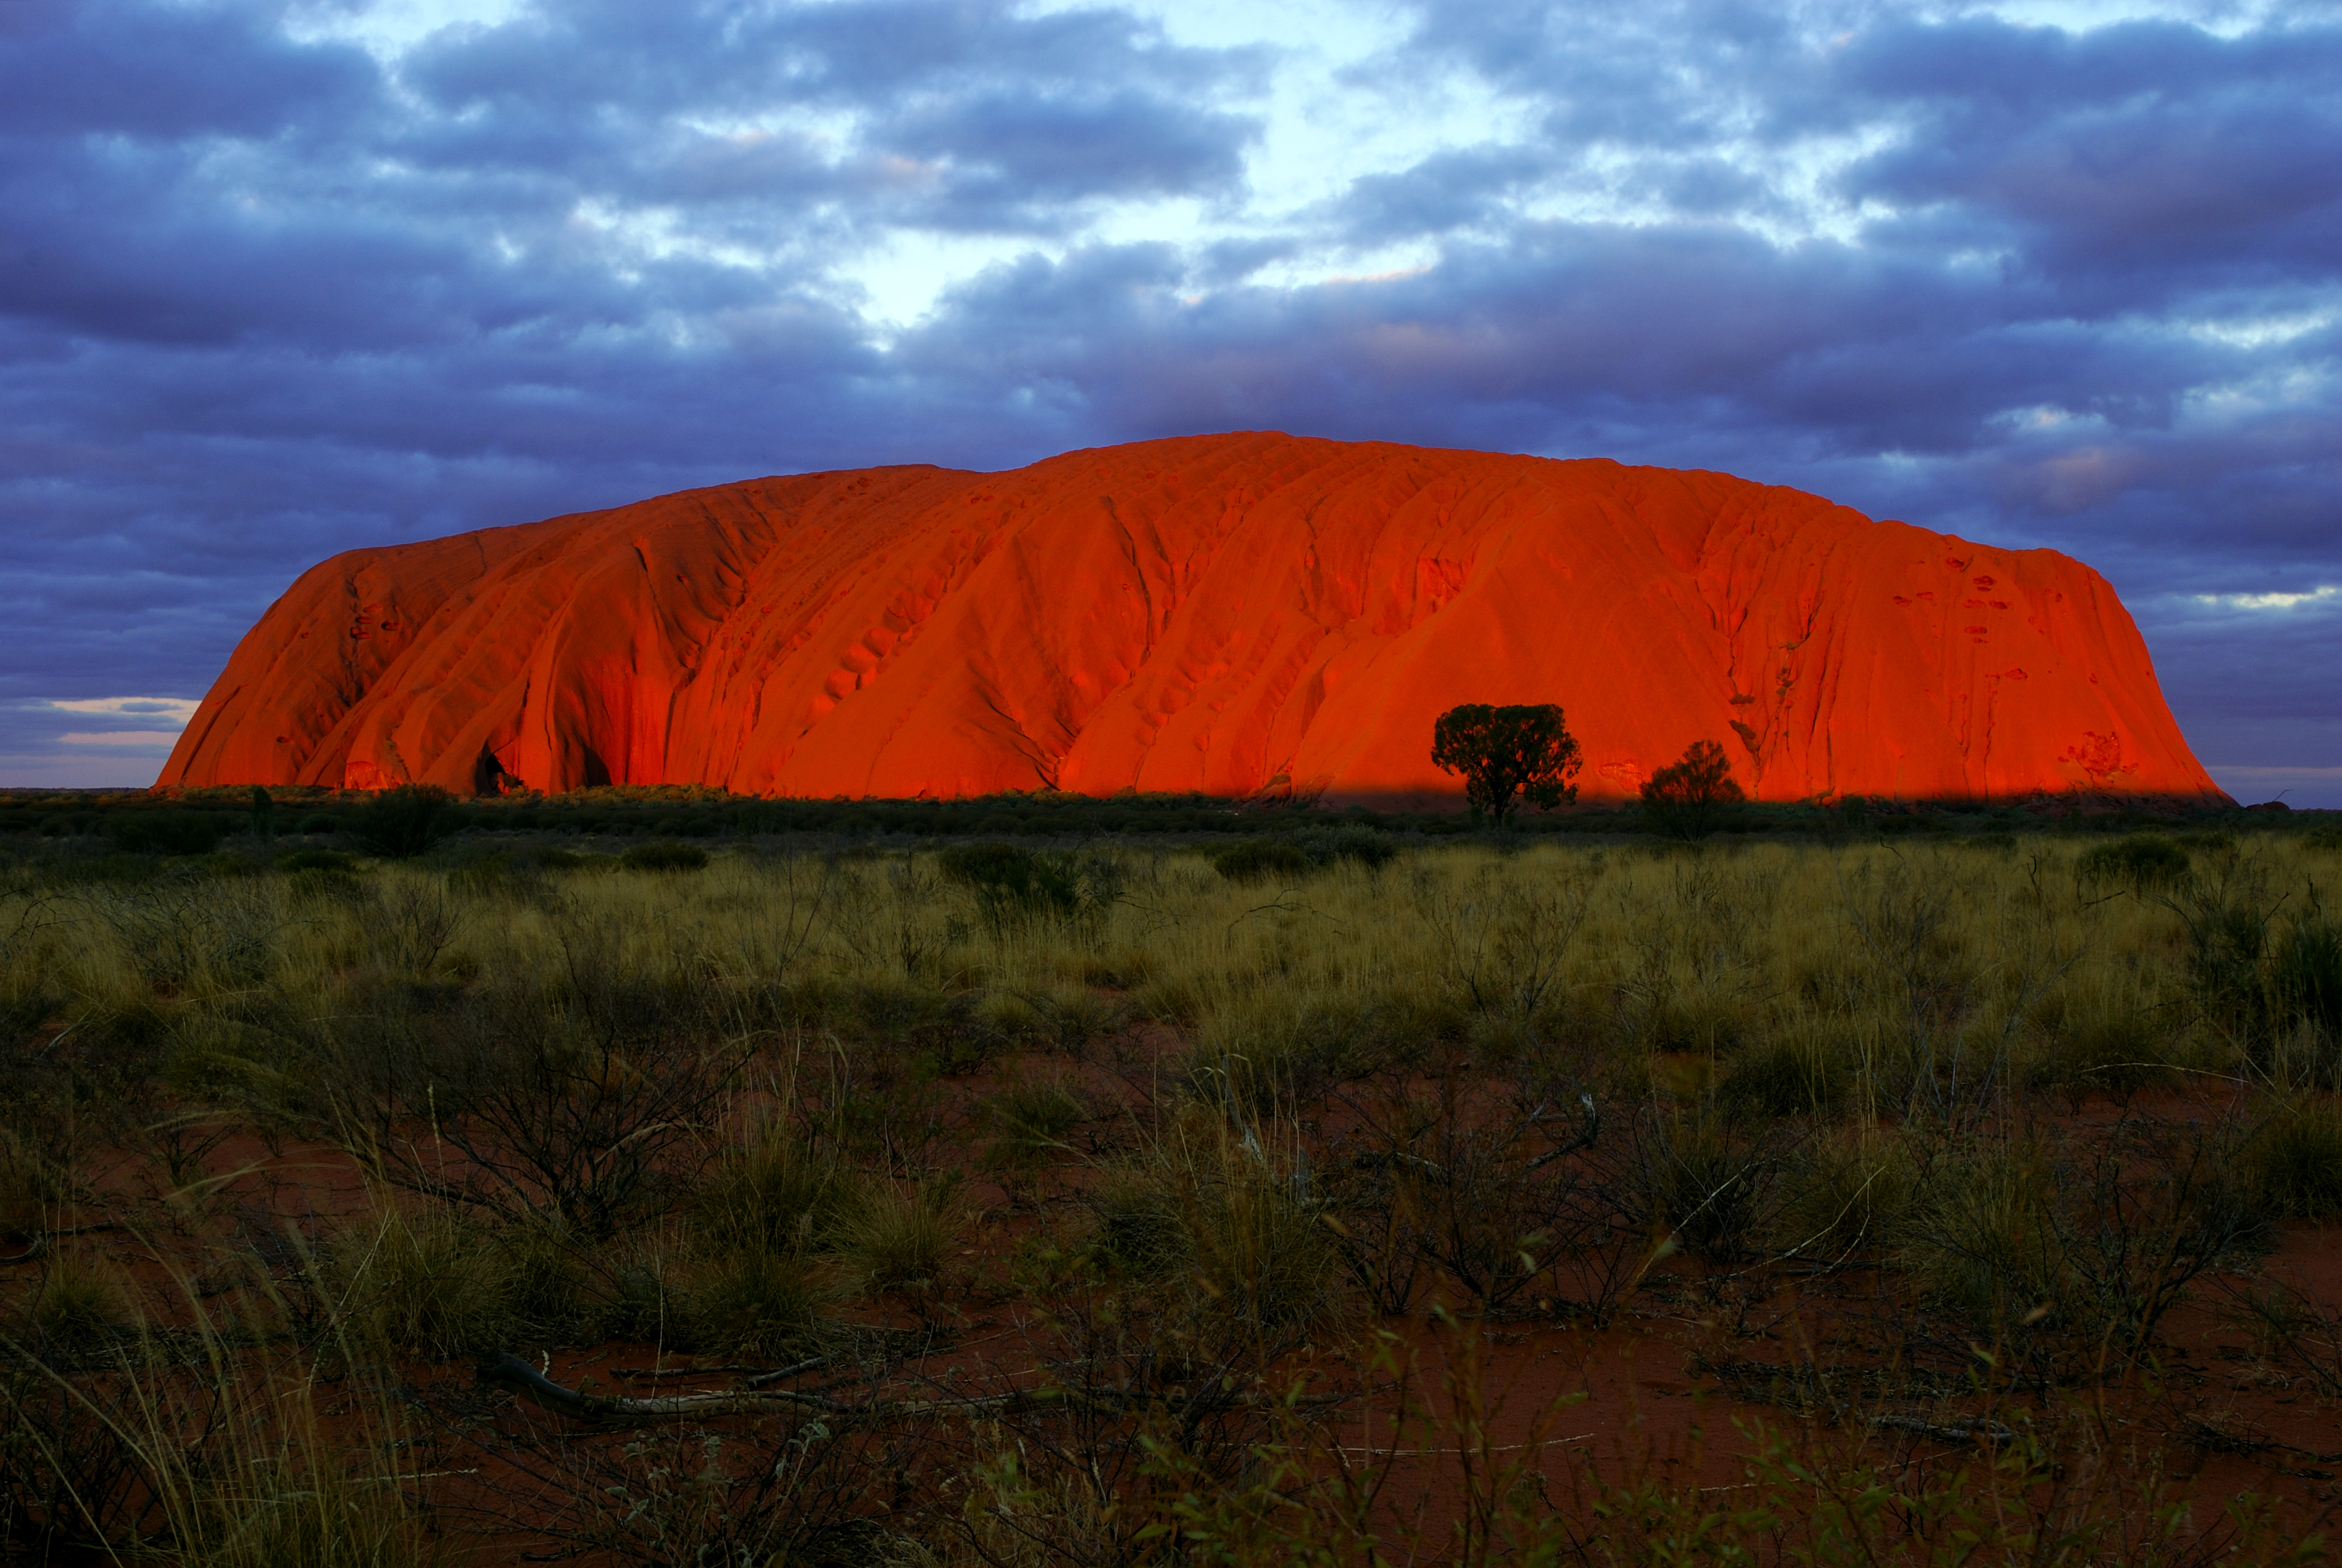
3;0;2336;802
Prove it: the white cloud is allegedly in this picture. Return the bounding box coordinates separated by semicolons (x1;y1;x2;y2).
57;731;186;747
44;697;202;723
2191;586;2341;612
284;0;531;57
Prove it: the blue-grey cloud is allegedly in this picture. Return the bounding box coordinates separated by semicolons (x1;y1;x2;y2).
1;0;2336;799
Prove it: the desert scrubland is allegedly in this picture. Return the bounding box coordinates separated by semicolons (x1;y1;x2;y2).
4;810;2342;1564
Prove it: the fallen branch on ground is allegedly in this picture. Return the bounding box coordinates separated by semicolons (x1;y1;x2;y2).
1869;1412;2019;1446
0;1221;124;1265
479;1353;1347;1430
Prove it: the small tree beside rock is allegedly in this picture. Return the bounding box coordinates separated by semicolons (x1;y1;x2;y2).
1431;703;1583;829
1640;739;1745;839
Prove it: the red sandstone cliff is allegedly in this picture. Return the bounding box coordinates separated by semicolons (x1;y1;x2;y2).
156;432;2224;805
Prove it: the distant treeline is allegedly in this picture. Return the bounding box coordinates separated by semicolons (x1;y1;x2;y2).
0;782;2320;858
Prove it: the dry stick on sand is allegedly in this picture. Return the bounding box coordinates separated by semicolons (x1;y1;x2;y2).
1524;1093;1601;1170
0;1221;124;1264
1868;1412;2020;1446
479;1352;1346;1430
610;1356;828;1383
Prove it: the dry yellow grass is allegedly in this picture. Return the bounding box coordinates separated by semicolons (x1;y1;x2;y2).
2;822;2338;1563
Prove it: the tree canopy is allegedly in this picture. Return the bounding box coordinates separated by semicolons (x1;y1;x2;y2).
1431;703;1582;826
1640;738;1745;839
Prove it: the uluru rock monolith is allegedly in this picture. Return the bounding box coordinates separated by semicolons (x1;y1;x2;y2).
157;432;2225;805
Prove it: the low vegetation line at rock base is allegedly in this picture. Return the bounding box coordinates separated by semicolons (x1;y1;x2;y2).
2;826;2340;1563
0;779;2314;871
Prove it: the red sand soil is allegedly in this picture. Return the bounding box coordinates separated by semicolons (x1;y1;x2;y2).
157;432;2222;806
34;1049;2341;1556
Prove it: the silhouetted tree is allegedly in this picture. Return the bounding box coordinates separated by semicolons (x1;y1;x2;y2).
1640;739;1745;839
1431;704;1582;828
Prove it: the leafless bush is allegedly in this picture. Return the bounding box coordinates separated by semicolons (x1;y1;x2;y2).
365;875;458;975
89;871;287;992
1897;1114;2265;1383
1613;1098;1798;1266
1323;1066;1632;1319
470;1412;921;1568
325;976;732;1238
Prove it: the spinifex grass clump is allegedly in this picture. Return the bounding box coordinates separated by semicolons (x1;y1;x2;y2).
845;1176;963;1297
695;1110;862;1256
981;1073;1089;1169
329;1195;586;1356
2245;1095;2342;1217
21;1248;131;1351
1;1237;436;1566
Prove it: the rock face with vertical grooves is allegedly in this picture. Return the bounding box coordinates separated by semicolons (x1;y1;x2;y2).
156;431;2224;805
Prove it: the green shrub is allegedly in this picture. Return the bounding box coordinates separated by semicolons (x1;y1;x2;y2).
1717;1032;1848;1118
936;840;1100;927
1089;1163;1187;1277
621;840;709;873
1005;983;1126;1055
2181;891;2278;1042
0;1134;57;1235
1176;1129;1347;1335
2076;834;2190;894
1771;1129;1919;1264
1631;1109;1780;1261
1182;996;1364;1114
1902;1139;2063;1333
106;811;228;856
1211;840;1310;884
1290;824;1398;869
93;871;285;990
168;1453;426;1568
275;848;359;874
351;786;462;859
